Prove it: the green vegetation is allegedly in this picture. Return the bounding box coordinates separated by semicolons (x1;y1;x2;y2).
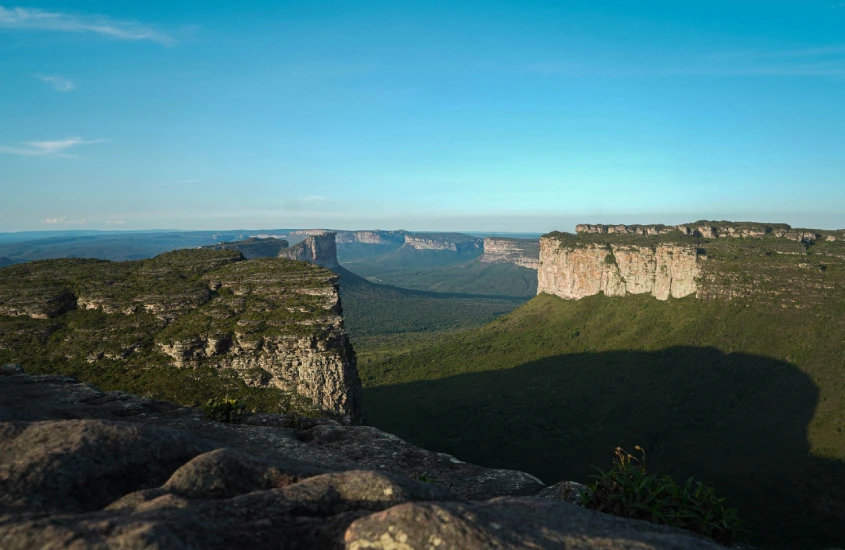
339;243;482;284
202;396;247;423
0;250;341;417
586;446;743;546
344;258;537;297
359;293;845;548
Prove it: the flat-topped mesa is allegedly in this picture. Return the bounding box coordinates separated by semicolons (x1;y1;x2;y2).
279;232;339;269
203;237;290;259
0;249;363;424
288;229;331;238
335;230;408;246
480;238;540;269
404;233;483;252
538;237;702;301
577;221;827;243
575;224;676;236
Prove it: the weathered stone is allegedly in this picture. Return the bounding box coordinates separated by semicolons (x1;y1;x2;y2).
0;363;23;376
534;481;593;505
403;233;483;252
537;239;702;301
0;419;220;514
343;498;723;549
280;232;340;269
480;238;540;269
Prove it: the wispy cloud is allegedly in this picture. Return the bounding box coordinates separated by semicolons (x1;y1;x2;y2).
0;137;106;158
105;220;124;225
0;6;176;46
42;217;88;225
178;178;201;184
33;73;75;92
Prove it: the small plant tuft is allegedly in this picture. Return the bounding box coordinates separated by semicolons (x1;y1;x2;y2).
201;396;246;423
584;446;743;546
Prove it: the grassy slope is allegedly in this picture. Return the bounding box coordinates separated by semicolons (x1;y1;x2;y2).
353;258;538;297
335;266;527;368
339;244;482;283
360;293;845;549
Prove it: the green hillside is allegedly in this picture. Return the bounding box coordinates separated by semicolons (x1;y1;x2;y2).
349;258;538;297
339;244;483;284
336;266;526;364
360;292;845;549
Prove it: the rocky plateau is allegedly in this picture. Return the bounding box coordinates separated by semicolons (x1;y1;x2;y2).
0;365;726;549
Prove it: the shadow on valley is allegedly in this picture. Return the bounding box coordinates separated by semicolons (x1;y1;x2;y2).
364;347;845;548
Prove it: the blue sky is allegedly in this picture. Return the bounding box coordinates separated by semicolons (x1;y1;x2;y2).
1;1;844;232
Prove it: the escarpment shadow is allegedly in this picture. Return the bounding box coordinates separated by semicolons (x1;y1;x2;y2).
365;347;845;549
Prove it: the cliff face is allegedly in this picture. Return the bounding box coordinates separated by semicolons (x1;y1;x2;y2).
480;238;540;269
404;233;483;252
279;233;339;269
0;250;362;423
538;239;702;300
336;230;407;246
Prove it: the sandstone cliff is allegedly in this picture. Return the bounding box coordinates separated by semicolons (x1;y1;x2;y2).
538;238;702;300
279;232;340;269
481;237;540;269
0;249;362;423
335;230;407;246
541;221;845;307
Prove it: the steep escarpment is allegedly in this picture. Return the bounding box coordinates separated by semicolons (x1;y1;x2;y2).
336;230;408;246
538;239;701;300
0;249;361;423
540;221;845;305
279;232;340;269
481;237;540;269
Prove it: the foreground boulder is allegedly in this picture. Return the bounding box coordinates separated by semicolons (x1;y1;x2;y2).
0;368;723;548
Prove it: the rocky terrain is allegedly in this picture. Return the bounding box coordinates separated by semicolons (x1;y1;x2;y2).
0;249;361;423
540;222;845;306
335;230;408;246
203;237;290;259
480;237;540;269
280;232;340;269
0;365;725;549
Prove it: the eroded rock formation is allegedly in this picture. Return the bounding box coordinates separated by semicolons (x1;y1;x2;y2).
0;249;362;423
538;239;702;301
0;368;722;549
481;237;540;269
279;232;340;269
335;230;408;246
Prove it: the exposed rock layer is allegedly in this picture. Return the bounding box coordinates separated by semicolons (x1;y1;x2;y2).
403;233;483;252
538;240;702;300
0;250;362;423
481;237;540;269
279;232;340;269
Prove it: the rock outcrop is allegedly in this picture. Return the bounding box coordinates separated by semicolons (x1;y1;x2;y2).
577;221;830;244
279;232;340;269
538;238;702;301
0;249;362;423
481;237;540;269
0;368;722;549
